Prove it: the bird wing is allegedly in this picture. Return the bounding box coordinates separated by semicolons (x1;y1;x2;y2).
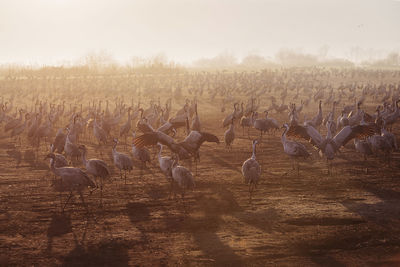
287;124;323;148
54;132;66;143
333;124;375;147
294;142;311;157
363;112;375;123
199;132;220;145
157;122;173;134
180;131;219;153
90;159;110;177
222;113;234;127
183;131;202;144
57;167;95;188
178;141;196;155
169;115;186;125
137;121;154;134
133;131;175;149
78;169;96;187
170;120;187;129
266;118;279;128
55;154;68;166
242;159;261;175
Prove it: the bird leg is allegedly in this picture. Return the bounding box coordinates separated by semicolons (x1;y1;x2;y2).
248;183;253;203
173;184;177;200
327;160;334;176
327;161;330;175
62;191;73;212
181;190;187;213
297;160;300;177
79;191;89;213
187;159;193;174
195;160;198;177
59;191;63;211
363;156;368;174
99;179;103;207
168;179;174;200
152;146;157;160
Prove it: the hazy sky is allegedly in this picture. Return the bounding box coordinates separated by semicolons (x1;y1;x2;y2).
0;0;399;65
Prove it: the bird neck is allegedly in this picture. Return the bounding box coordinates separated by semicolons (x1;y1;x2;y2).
50;157;58;174
251;143;256;160
81;150;88;166
326;124;332;139
172;159;178;169
186;118;190;135
158;145;163;160
332;103;336;117
160;113;166;124
281;126;288;143
360;112;366;125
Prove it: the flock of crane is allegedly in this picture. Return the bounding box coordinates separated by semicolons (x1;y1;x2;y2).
1;68;399;211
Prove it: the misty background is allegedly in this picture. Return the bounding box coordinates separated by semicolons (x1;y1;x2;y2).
0;0;399;68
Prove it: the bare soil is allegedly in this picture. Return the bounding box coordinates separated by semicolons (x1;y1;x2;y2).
1;99;400;266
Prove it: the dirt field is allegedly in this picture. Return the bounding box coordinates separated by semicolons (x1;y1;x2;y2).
1;96;400;267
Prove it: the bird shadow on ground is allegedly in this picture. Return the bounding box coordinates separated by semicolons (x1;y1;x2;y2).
0;141;15;147
126;201;153;245
341;182;400;229
123;177;247;265
207;153;242;174
61;239;130;267
30;162;49;170
295;248;346;267
144;183;169;200
126;202;151;223
291;222;375;267
165;181;281;265
235;207;280;233
59;212;131;267
46;213;73;254
168;192;245;266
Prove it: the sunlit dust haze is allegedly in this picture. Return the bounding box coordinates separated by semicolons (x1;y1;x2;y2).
0;0;399;65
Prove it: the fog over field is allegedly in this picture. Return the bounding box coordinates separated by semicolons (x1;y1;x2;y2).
1;0;399;66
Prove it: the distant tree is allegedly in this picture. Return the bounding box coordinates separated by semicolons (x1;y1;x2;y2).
241;54;267;68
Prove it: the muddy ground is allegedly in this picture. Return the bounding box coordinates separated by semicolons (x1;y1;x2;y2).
1;99;400;266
